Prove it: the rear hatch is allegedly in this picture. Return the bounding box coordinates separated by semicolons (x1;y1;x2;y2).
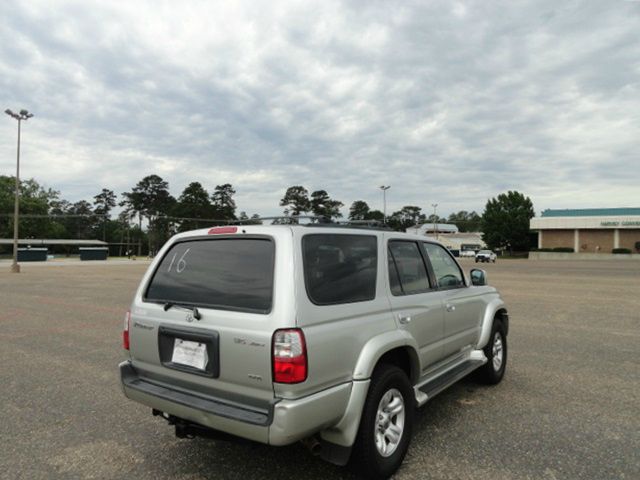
128;232;285;409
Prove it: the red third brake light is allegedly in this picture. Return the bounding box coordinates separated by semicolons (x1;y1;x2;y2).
123;310;130;350
208;226;238;235
272;329;307;384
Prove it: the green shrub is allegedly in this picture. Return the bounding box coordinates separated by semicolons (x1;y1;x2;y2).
612;248;632;254
532;248;553;252
552;247;574;253
501;252;529;259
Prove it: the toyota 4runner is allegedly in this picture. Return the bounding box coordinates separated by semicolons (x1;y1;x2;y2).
120;223;509;479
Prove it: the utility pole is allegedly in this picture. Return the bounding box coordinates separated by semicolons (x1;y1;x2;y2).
380;185;390;224
432;203;439;240
4;109;34;273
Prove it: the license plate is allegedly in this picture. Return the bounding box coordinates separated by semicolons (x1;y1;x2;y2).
171;338;208;370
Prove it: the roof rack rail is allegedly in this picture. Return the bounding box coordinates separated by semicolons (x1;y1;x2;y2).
230;216;392;231
342;219;386;226
305;219;392;231
233;215;331;225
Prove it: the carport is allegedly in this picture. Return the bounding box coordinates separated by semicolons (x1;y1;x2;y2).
0;239;109;262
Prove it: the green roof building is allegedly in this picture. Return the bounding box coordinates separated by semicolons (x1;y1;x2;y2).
530;208;640;253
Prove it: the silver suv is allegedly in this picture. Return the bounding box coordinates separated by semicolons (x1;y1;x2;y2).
120;223;509;479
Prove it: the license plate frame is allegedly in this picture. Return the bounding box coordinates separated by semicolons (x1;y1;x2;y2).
171;338;208;370
158;325;219;378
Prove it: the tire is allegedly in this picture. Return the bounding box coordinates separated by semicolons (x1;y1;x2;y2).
350;364;414;479
476;319;507;385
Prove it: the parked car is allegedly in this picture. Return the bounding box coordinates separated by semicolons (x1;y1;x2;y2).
475;249;497;263
459;249;476;258
120;224;509;479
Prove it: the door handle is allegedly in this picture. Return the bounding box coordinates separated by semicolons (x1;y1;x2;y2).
446;304;456;312
398;314;412;325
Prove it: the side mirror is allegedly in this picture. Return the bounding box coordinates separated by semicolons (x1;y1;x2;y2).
470;268;487;286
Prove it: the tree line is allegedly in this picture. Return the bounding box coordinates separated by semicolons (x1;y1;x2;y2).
0;174;246;255
279;185;483;233
0;175;535;254
270;186;534;251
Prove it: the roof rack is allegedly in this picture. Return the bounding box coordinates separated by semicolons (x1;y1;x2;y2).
232;216;392;231
305;221;391;231
234;215;330;225
342;219;386;227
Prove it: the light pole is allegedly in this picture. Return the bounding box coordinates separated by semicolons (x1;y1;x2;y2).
431;203;438;239
380;185;390;224
5;109;34;273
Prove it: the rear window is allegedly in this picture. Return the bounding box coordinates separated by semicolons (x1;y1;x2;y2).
302;234;377;305
145;238;275;314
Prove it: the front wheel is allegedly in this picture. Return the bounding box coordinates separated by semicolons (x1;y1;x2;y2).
476;320;507;384
350;365;414;479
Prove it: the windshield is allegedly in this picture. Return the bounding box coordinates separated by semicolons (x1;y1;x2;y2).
145;237;275;314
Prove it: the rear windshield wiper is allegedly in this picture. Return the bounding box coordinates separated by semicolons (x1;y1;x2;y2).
163;302;202;320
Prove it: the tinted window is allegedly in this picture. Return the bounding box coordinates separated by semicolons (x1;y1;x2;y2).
423;242;464;288
388;252;403;296
303;234;377;305
145;238;274;313
388;241;430;295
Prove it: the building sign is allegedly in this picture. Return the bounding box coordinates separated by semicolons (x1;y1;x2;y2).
600;221;640;227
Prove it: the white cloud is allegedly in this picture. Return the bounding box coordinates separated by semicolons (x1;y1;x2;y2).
0;0;639;218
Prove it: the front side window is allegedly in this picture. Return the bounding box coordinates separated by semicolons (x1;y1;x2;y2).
302;234;377;305
423;242;465;288
388;241;431;295
145;238;275;313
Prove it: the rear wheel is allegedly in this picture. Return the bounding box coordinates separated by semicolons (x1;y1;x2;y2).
350;364;414;479
476;319;507;384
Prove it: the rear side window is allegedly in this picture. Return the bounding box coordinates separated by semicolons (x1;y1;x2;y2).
388;253;403;296
302;234;377;305
145;238;275;314
388;241;431;295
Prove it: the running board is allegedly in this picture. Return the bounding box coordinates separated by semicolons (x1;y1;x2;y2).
413;353;486;407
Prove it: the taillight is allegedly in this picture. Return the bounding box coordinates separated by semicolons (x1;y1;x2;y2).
123;310;130;350
272;329;307;384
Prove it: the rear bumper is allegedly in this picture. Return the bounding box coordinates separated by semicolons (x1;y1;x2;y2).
120;361;352;446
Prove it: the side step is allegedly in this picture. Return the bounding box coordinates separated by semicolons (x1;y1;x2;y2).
414;357;486;407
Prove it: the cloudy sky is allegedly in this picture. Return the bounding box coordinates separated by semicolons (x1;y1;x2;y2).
1;0;639;218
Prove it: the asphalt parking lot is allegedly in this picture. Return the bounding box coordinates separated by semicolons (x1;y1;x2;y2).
1;259;638;480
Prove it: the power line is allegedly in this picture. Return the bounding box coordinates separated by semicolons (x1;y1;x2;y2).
0;212;238;223
0;213;108;218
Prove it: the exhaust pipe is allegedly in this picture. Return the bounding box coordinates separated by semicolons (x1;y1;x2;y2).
300;436;322;456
